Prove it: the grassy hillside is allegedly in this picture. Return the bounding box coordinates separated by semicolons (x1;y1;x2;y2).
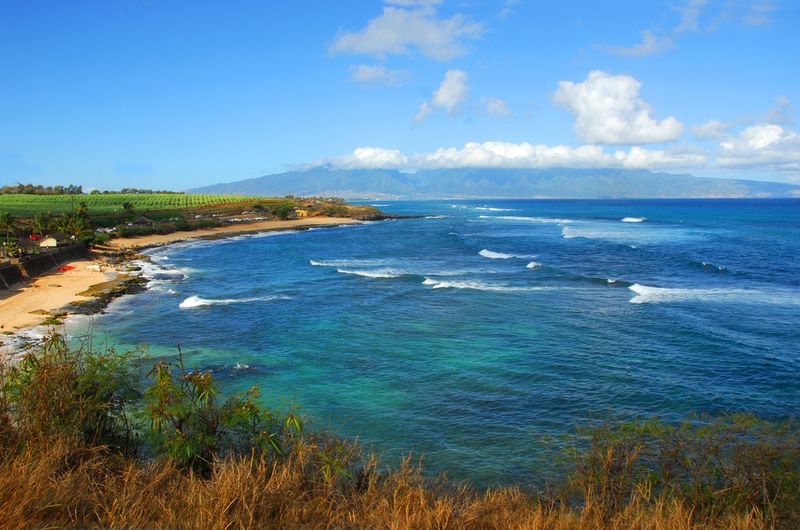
0;193;276;215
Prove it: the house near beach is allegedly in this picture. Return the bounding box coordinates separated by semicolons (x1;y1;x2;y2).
38;232;70;248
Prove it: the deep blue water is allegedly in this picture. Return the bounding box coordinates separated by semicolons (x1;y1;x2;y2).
76;199;800;486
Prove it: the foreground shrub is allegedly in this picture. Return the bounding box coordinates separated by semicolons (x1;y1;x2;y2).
0;333;138;451
0;336;796;528
569;415;800;527
143;351;302;474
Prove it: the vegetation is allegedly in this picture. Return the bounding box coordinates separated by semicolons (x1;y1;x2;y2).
1;335;797;529
0;193;275;215
0;183;83;195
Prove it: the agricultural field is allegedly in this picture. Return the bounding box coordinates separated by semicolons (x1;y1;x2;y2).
0;193;275;215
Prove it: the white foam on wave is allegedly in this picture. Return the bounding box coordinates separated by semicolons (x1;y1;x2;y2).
621;217;646;223
336;268;407;279
425;215;449;219
628;284;800;305
479;249;514;259
526;261;542;269
422;277;548;292
310;258;388;267
475;207;515;211
701;261;727;272
479;249;536;260
371;203;389;207
179;294;291;309
482;215;575;224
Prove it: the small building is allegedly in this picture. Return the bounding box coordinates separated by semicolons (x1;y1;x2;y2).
131;215;156;227
39;232;70;248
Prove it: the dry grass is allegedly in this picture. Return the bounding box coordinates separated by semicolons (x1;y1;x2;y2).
0;437;769;530
0;336;792;529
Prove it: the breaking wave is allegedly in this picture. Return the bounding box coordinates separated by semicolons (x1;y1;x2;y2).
482;216;574;224
422;278;548;292
310;259;388;267
336;268;409;279
479;249;514;259
526;261;542;269
179;294;291;309
621;217;646;223
628;284;800;305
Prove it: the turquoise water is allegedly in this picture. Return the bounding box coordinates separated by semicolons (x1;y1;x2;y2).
78;199;800;486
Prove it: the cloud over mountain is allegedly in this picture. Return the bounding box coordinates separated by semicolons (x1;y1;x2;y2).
553;70;685;145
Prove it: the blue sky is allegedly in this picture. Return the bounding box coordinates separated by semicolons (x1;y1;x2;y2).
1;0;798;190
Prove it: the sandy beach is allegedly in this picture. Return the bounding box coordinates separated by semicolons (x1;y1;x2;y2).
0;216;361;336
0;259;112;331
107;216;362;249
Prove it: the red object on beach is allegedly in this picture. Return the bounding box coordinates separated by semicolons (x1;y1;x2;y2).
57;265;75;271
29;234;42;241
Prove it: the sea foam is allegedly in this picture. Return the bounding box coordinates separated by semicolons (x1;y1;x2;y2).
422;277;547;292
621;217;646;223
336;268;407;279
627;284;800;305
179;294;291;309
482;216;574;224
479;249;514;259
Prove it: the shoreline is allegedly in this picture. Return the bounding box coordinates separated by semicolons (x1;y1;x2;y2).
0;216;363;360
106;216;362;249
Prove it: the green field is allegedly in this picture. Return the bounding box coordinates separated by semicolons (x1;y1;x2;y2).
0;193;272;215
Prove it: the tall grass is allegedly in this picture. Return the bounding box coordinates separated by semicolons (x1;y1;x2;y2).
0;335;797;529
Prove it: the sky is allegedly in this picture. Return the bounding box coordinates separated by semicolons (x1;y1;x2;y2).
1;0;798;190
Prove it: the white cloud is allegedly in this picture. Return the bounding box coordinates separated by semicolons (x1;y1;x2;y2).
552;70;685;145
416;69;469;122
760;96;794;125
693;119;735;140
432;70;469;114
603;0;705;57
329;4;481;61
743;1;774;26
321;141;707;171
414;101;433;123
603;30;675;57
718;124;800;172
482;97;512;117
384;0;441;6
348;64;407;86
330;147;409;169
614;146;707;169
675;0;707;33
498;0;521;20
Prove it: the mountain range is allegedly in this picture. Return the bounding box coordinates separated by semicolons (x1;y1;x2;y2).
190;167;800;199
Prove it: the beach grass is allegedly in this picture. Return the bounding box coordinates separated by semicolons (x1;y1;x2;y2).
1;335;797;529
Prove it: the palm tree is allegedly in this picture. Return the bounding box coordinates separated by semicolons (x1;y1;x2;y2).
32;212;52;236
0;211;15;245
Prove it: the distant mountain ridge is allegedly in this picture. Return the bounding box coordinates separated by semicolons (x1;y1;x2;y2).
190;167;800;199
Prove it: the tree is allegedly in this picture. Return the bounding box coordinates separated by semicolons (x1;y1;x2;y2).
0;211;15;244
32;212;52;236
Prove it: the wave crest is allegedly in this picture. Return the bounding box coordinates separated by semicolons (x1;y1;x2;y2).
479;249;514;259
179;294;291;309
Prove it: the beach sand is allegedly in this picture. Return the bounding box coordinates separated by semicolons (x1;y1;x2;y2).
0;216;360;334
107;216;362;249
0;259;112;331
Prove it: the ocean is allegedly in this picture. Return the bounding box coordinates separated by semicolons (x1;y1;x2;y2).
74;199;800;486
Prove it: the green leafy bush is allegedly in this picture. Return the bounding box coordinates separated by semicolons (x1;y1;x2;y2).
142;351;302;474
